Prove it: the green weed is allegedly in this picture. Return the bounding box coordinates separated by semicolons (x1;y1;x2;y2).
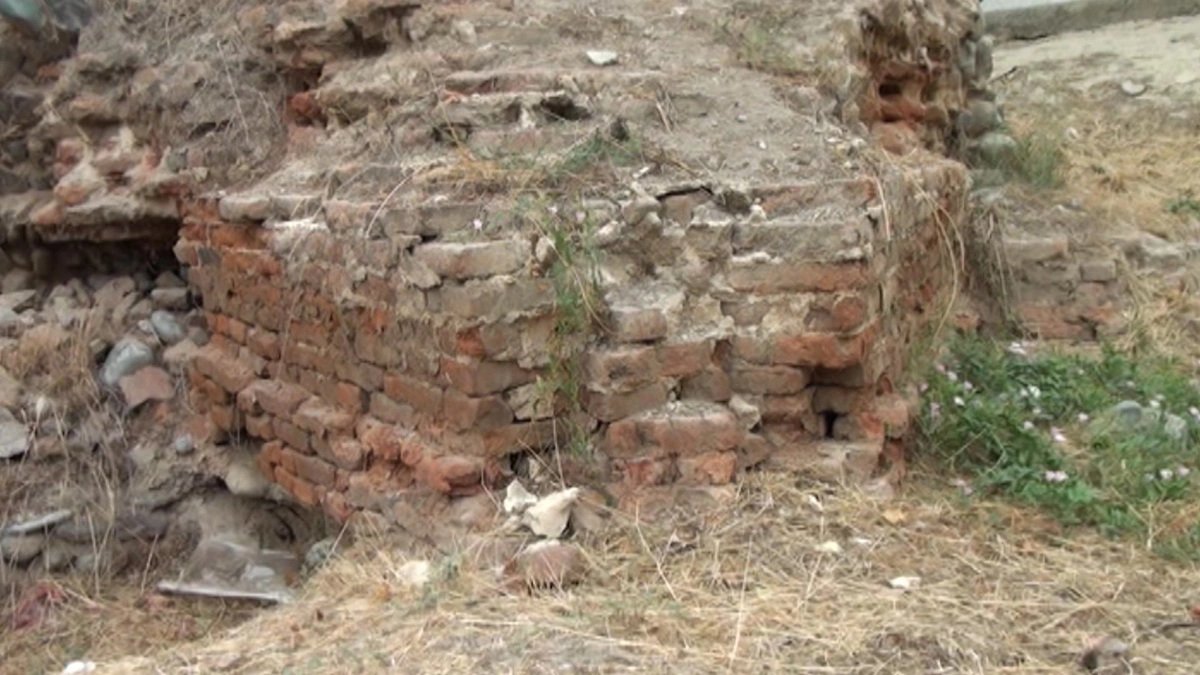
520;196;602;458
921;335;1200;558
971;130;1066;190
1166;192;1200;220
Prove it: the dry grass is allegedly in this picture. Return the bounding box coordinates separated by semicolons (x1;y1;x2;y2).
998;89;1200;242
48;470;1198;674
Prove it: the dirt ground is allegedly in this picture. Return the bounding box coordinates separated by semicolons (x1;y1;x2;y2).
7;11;1200;675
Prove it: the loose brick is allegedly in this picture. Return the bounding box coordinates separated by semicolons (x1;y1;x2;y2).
369;393;417;427
730;364;810;395
584;347;661;393
677;451;737;485
441;358;537;396
585;383;669;423
382;372;444;415
194;345;257;394
291;475;320;507
443;389;515;431
604;402;743;459
412;239;530;280
274;418;311;453
196;375;229;405
294;397;356;437
226;317;248;344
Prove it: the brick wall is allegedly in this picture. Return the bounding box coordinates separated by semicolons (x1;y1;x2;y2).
173;154;968;523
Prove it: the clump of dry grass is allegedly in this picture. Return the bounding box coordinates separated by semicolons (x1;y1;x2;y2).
66;471;1200;674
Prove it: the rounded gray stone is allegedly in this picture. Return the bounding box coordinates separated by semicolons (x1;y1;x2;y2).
149;310;187;345
99;338;155;387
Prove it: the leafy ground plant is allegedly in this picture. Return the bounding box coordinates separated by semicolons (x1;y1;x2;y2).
921;336;1200;559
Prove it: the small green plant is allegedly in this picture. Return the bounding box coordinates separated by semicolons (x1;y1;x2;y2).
521;196;602;459
921;335;1200;558
972;130;1066;189
545;129;643;189
711;2;803;76
1166;192;1200;220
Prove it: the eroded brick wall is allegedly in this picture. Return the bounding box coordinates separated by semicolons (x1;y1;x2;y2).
174;153;968;524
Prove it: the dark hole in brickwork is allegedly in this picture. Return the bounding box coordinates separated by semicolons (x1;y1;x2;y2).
536;94;591;122
878;81;903;98
822;411;838;439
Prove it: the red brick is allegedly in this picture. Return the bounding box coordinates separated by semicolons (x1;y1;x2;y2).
196;375;229;405
615;457;674;488
282;339;324;370
1016;303;1090;340
338;360;384;392
677;451;737;485
247;328;281;360
238;379;310;417
209;404;242;432
585;383;669;423
831;411;885;442
679;366;732;402
760;392;819;425
331;381;365;414
194;345;257;393
727;259;871;293
360;423;425;466
226;317;248;344
183;413;228;445
771;326;874;369
656;341;711;378
328;438;365;470
584;347;660;393
831;295;870;333
293;452;338;488
273;418;311;453
480;419;564;456
245;414;275;440
811;386;872;414
291;475;320;507
293;397;356;436
443;389;514;431
382;372;444;415
604;402;743;459
321;490;354;523
441;358;536;396
609;308;669;343
414;455;488;495
730;364;810;395
369;393;417;427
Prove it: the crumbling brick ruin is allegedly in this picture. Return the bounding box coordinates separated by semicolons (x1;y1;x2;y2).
3;0;1000;525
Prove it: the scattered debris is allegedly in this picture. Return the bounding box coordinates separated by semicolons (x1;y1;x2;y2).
1;509;72;536
394;560;432;589
887;576;921;591
813;540;843;554
61;661;97;675
505;540;585;591
585;50;619;66
503;480;538;515
521;487;580;539
1080;635;1128;672
157;538;300;605
1120;80;1146;97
